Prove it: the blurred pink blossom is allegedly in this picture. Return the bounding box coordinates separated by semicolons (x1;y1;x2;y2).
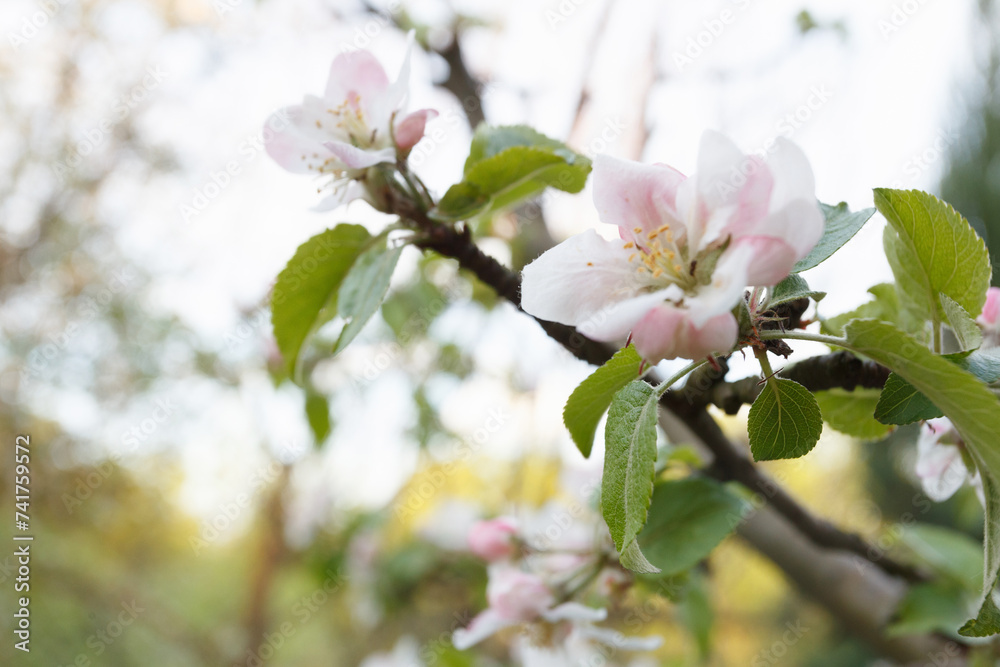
468;517;519;561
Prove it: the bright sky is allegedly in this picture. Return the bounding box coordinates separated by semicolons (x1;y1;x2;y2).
0;0;983;527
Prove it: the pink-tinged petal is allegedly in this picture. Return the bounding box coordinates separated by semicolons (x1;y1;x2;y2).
468;517;518;562
765;137;818;212
592;154;688;245
395;108;438;151
916;419;968;502
486;566;554;620
582;287;682;341
631;305;738;362
753;198;825;260
542;603;608;623
264;107;334;174
979;287;1000;327
368;32;415;129
323;140;396;169
731;236;800;288
324;49;390;109
521;230;655;333
683;241;755;326
452;609;514;650
695;130;747;209
719;157;774;238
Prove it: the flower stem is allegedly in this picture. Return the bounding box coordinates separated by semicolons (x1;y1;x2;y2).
757;329;849;349
654;359;708;397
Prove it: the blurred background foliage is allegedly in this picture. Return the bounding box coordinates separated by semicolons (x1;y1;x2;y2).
0;0;997;665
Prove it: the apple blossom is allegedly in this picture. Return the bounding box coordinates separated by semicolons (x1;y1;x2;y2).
915;418;982;503
454;563;652;651
980;286;1000;346
520;131;824;362
264;36;437;211
468;517;519;561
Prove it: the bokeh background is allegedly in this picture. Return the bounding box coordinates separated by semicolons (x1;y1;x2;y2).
1;0;998;664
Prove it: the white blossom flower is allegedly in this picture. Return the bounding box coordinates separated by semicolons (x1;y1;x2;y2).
521;131;824;361
265;36;437;210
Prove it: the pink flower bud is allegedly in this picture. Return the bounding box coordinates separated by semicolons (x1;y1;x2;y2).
467;517;519;561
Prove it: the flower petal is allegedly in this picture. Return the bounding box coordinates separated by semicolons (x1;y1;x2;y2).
323;140;396;169
980;287;1000;328
592;154;688;245
631;305;738;361
577;624;664;651
395;108;438;151
264;106;334;174
916;419;968;502
542;603;608;623
684;241;755;326
766;137;818;212
695;130;747;209
521;230;660;337
731;236;800;287
453;609;513;650
324;49;390;110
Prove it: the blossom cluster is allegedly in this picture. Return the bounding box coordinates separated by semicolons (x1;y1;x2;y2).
456;509;662;663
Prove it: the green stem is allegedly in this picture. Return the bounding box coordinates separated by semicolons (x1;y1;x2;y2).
654;359;708;397
932;319;943;355
754;345;774;379
757;329;850;349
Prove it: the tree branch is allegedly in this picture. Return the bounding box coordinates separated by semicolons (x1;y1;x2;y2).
402;211;925;585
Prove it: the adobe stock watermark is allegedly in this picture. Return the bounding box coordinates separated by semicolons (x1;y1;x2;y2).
20;268;136;384
55;599;145;667
750;620;810;667
878;0;934;40
338;0;404;53
705;84;832;204
7;0;70;50
393;408;510;521
52;66;168;183
887;129;959;188
673;0;756;72
235;568;346;667
545;0;591;30
189;441;305;555
62;397;180;514
178;109;291;224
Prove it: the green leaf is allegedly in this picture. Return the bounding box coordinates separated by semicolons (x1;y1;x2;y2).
875;188;991;324
875;348;1000;425
272;224;371;377
305;392;331;444
636;478;748;576
334;241;404;355
843;319;1000;634
813;388;892;441
823;283;902;337
960;594;1000;638
747;378;823;461
793;201;876;273
874;373;941;425
887;582;970;638
898;523;983;592
678;572;714;658
465;124;567;169
432;125;592;222
563;345;644;458
769;274;826;309
602;381;661;573
941;293;984;352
